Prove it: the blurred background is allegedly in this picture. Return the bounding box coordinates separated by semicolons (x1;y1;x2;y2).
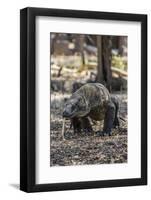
50;33;127;93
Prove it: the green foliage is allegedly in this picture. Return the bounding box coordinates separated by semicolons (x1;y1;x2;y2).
112;55;127;71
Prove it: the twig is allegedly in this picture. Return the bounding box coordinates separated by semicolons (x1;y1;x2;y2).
62;118;66;140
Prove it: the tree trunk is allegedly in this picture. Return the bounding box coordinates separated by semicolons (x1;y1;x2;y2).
102;36;112;91
96;35;112;91
118;36;127;56
79;35;85;66
96;35;104;83
75;35;86;66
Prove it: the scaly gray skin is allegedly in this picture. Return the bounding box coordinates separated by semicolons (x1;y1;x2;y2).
63;83;119;136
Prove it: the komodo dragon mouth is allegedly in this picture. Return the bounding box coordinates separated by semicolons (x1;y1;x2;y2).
62;111;76;119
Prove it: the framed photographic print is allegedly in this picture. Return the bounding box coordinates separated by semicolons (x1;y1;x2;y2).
20;7;147;192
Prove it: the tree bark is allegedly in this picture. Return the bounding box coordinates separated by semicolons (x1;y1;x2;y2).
76;34;85;65
102;36;112;91
96;35;104;82
96;35;112;91
118;36;127;56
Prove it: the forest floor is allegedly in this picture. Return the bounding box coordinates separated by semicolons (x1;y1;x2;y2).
50;92;127;166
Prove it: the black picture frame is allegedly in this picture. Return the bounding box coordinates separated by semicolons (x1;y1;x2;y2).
20;7;147;192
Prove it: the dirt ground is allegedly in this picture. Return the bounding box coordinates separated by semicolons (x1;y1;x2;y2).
50;93;127;166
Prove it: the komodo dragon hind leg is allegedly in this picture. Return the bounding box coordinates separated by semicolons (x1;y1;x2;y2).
97;102;116;136
103;102;116;136
111;96;120;128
